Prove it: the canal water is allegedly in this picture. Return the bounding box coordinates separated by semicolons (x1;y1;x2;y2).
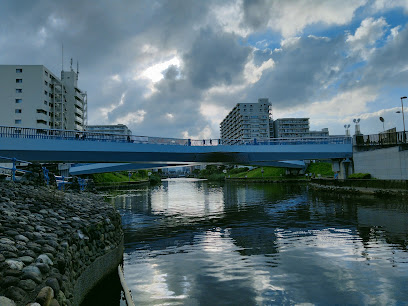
108;178;408;305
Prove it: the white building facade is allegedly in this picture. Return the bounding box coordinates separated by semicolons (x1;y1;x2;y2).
273;118;329;138
86;124;132;135
0;65;87;131
220;98;273;144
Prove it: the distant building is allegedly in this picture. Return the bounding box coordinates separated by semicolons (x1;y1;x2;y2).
220;98;273;144
274;119;329;138
0;64;87;131
308;128;330;137
220;99;329;141
273;118;309;138
86;124;132;135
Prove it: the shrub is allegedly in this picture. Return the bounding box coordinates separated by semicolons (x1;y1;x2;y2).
149;174;161;185
348;173;371;179
228;167;249;174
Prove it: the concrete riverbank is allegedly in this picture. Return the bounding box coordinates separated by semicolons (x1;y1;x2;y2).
0;181;124;306
310;178;408;196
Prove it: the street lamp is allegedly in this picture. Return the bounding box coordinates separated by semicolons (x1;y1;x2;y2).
344;124;350;136
400;96;407;139
353;118;361;135
379;117;385;132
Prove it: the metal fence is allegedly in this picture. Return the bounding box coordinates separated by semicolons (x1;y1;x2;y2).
0;125;351;146
354;131;408;146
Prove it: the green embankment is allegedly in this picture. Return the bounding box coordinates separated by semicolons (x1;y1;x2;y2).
305;162;333;177
229;167;286;178
90;170;149;184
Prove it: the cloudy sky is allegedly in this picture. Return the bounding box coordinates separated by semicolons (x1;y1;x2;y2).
1;0;407;138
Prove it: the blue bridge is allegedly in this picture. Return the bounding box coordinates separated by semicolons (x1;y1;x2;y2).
0;126;353;174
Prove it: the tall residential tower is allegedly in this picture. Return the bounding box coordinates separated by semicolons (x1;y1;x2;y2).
220;98;273;144
0;65;87;131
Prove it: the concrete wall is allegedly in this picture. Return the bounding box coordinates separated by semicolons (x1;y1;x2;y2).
353;146;408;179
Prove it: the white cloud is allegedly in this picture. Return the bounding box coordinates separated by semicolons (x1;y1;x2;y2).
212;0;250;37
182;125;213;140
114;110;147;125
371;0;408;13
141;56;181;83
266;0;366;37
346;17;389;59
388;25;402;41
309;87;377;117
244;57;275;84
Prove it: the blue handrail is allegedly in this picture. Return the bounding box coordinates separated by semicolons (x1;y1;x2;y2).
0;125;352;146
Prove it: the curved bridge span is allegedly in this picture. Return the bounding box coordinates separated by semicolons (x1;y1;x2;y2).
0;126;352;165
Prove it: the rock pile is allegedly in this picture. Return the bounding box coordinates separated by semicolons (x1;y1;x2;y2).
0;181;123;306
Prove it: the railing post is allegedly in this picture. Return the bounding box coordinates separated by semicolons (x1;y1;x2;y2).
12;158;16;182
43;167;49;185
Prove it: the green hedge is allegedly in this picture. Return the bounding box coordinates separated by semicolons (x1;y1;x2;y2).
348;173;372;179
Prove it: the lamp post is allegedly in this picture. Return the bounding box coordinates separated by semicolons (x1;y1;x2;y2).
379;117;385;132
401;96;407;141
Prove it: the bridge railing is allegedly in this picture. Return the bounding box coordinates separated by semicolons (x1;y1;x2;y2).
0;125;351;146
218;137;351;146
354;131;408;146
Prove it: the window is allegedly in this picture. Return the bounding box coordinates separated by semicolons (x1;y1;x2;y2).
45;71;48;77
36;109;47;115
37;119;47;125
15;119;22;124
16;89;22;93
16;79;22;83
45;81;48;86
44;90;48;95
15;99;22;103
15;109;22;114
16;68;22;73
44;101;48;105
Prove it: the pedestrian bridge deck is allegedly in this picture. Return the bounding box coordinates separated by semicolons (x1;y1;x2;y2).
0;126;352;164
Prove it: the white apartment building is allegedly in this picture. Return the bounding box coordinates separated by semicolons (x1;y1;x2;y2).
273;118;310;138
220;98;273;144
86;124;132;135
0;65;87;131
273;118;329;138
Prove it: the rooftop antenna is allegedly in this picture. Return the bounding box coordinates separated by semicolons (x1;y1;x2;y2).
76;61;79;80
61;43;64;71
70;58;73;71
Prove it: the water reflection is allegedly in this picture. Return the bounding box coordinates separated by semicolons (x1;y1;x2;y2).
110;179;408;305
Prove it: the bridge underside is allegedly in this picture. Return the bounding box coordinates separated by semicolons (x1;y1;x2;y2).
69;160;307;175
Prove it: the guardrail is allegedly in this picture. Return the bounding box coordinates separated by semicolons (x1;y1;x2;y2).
0;125;351;146
354;131;408;147
0;155;32;181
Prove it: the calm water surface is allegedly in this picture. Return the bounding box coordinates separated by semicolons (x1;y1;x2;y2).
109;178;408;305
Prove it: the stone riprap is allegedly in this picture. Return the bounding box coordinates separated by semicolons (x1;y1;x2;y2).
0;181;123;306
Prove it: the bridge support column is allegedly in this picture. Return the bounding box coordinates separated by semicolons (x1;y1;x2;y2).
332;158;354;179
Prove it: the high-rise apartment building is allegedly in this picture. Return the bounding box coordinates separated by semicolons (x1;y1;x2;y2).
220;98;273;144
220;99;330;142
0;65;87;131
